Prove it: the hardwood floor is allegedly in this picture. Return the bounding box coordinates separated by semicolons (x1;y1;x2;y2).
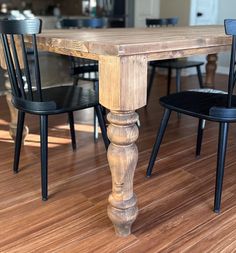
1;72;236;252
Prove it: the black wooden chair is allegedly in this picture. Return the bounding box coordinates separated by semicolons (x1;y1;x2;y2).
146;17;204;101
60;18;105;86
0;18;109;200
60;18;106;141
146;19;236;213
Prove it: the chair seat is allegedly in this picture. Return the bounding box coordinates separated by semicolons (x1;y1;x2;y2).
12;85;98;115
72;64;98;76
188;88;227;94
72;64;98;82
160;91;236;122
150;59;204;69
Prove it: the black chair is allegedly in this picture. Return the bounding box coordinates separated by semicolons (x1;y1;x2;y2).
0;18;109;200
60;18;106;86
146;17;204;101
60;18;83;29
146;19;236;213
82;18;106;28
59;18;106;85
60;18;106;140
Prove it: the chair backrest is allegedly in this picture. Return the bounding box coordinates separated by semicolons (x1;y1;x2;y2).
60;17;102;81
59;19;83;29
166;17;178;26
208;19;236;118
224;19;236;107
82;18;106;28
0;19;42;102
146;18;166;27
60;18;105;29
146;17;178;27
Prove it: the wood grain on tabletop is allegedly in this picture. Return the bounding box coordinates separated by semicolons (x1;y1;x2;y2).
32;26;231;60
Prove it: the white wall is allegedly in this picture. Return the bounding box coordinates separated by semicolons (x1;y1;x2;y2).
217;0;236;24
134;0;160;27
216;0;236;74
160;0;190;26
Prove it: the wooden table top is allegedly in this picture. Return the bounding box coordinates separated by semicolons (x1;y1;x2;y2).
35;26;232;60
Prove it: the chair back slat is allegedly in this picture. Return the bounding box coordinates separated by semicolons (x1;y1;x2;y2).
233;70;236;88
10;34;26;98
20;34;33;100
0;19;42;102
1;34;20;96
32;34;42;101
227;36;236;107
224;19;236;107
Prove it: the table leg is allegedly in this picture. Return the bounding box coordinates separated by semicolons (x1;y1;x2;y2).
107;110;139;236
205;53;218;88
4;71;29;142
99;54;147;236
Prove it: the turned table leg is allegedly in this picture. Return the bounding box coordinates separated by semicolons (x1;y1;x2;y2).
99;54;147;236
4;71;28;142
205;53;218;88
107;110;139;236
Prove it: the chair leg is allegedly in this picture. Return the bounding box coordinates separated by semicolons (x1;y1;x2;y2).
214;122;229;213
40;115;48;201
68;112;76;151
136;118;141;128
147;65;156;102
13;111;25;173
94;111;99;142
175;69;181;93
101;106;107;116
167;67;172;95
93;80;99;91
97;77;106;119
196;65;204;89
93;80;99;141
176;69;181;119
196;119;206;157
146;109;171;177
95;105;110;150
73;77;79;86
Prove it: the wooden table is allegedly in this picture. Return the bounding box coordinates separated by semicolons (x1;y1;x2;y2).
2;25;232;236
